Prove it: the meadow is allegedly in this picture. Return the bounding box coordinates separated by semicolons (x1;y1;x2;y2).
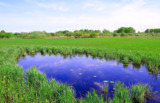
0;37;160;102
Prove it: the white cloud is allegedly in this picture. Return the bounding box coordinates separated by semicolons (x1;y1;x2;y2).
107;0;160;31
82;1;108;11
1;0;160;32
0;2;8;6
36;2;69;11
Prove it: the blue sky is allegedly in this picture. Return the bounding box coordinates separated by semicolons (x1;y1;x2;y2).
0;0;160;32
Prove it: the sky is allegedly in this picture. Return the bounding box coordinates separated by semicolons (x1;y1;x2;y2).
0;0;160;32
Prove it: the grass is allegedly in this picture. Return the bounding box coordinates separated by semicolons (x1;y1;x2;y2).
0;37;159;102
102;83;109;94
131;84;152;103
80;90;104;103
112;82;131;103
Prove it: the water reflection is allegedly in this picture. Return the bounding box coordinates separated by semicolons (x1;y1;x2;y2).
18;53;160;98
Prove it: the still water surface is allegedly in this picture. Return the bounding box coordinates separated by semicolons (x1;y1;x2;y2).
18;53;160;98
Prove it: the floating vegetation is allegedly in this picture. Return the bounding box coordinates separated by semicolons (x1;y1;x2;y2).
139;71;143;72
110;81;114;83
78;68;82;70
104;80;109;83
93;76;97;77
79;73;82;75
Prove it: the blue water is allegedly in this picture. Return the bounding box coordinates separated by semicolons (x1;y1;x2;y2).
18;53;160;99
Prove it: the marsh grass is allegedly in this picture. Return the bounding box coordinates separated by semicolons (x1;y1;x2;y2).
123;57;129;64
0;45;159;102
112;82;131;103
102;83;109;95
131;84;152;103
80;90;104;103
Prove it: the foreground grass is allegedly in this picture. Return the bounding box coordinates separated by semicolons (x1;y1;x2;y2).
0;38;159;102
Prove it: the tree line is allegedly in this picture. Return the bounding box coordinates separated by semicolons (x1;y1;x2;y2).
0;27;160;38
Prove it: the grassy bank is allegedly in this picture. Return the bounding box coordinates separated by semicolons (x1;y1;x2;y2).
0;38;159;102
0;38;160;73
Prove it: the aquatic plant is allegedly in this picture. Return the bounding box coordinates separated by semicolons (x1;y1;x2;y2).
112;82;131;103
102;83;109;94
80;90;104;103
131;84;152;103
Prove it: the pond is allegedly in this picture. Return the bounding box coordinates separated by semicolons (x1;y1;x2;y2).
18;53;160;99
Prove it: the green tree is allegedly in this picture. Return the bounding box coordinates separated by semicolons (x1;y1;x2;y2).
65;32;73;37
114;27;136;33
145;28;160;33
103;29;110;34
1;30;6;33
74;31;82;38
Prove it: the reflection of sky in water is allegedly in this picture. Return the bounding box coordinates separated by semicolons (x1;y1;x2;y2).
18;54;160;98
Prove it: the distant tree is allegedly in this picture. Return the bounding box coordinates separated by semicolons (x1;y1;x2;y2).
1;30;6;33
103;29;110;34
114;27;136;33
145;28;160;33
0;30;6;38
65;32;73;37
74;31;82;38
50;33;55;36
113;33;120;36
55;30;70;36
90;33;98;38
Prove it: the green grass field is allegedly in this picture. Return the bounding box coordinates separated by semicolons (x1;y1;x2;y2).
0;37;159;102
1;38;160;52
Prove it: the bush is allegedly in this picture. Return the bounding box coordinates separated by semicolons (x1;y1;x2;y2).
113;33;120;36
65;32;73;37
120;33;127;36
74;32;82;38
90;33;98;38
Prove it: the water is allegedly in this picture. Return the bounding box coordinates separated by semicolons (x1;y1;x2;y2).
18;53;160;100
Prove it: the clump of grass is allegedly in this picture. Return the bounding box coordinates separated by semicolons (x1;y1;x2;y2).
26;67;76;102
26;67;47;89
132;57;141;65
131;84;152;103
123;57;129;64
112;82;131;103
80;90;104;103
102;83;108;94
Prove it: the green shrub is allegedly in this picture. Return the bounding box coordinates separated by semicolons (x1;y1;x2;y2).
90;33;98;38
113;33;120;36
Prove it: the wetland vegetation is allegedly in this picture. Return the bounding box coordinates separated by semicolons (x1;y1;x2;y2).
0;38;160;102
1;27;160;38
